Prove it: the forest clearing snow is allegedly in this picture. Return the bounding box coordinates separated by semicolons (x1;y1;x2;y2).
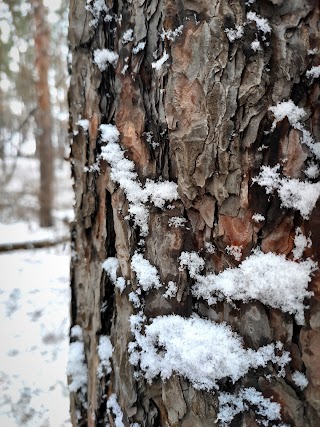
0;244;71;427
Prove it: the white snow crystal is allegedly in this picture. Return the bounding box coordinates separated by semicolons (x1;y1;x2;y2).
246;11;271;34
132;42;145;54
163;281;178;299
304;162;319;179
100;124;120;144
129;315;290;391
252;213;265;222
86;0;109;27
161;25;184;41
205;242;216;254
225;25;244;42
84;162;100;173
253;165;320;218
67;340;87;394
129;291;141;308
251;39;261;51
94;49;119;70
168;216;187;228
269;100;306;130
192;250;316;325
293;227;311;260
179;252;205;278
217;387;286;426
152;50;169;70
292;371;308;390
115;277;127;293
131;253;161;292
102;257;119;283
107;394;125;427
144;180;179;209
70;325;83;340
77;119;89;131
226;245;242;261
306;65;320;80
97;335;113;378
122;29;134;44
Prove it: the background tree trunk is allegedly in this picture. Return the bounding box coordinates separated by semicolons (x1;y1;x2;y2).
68;1;320;426
32;0;54;227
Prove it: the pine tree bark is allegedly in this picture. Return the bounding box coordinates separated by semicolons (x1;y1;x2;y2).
68;1;320;426
32;0;54;227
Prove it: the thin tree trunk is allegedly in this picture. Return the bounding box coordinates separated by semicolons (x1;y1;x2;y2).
68;1;320;426
32;0;54;227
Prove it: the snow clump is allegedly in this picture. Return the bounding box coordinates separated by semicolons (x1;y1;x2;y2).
191;250;316;325
129;315;290;391
86;0;111;27
246;12;271;34
179;251;205;278
122;29;134;44
107;394;125;427
67;326;87;396
132;42;145;54
131;252;162;292
161;25;184;41
217;387;289;426
77;119;89;131
152;51;169;70
293;227;312;260
253;165;320;218
94;49;119;70
268;100;320;159
99;124;179;235
97;336;113;378
292;371;308;390
306;65;320;80
252;213;265;222
225;25;244;42
168;216;187;228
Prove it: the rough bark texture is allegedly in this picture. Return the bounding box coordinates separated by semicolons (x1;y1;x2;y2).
69;1;320;426
32;0;54;227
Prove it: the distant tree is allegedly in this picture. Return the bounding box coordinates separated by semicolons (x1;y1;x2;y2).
0;0;68;225
68;1;320;426
31;0;54;227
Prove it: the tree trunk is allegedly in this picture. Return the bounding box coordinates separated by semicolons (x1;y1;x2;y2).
32;0;54;227
68;1;320;426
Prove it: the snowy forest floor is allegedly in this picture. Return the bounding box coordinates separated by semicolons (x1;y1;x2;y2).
0;156;73;426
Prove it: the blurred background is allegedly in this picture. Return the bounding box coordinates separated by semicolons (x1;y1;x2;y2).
0;1;72;425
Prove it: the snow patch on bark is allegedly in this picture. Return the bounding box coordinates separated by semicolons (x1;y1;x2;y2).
129;315;290;391
185;250;316;325
292;371;308;390
217;387;289;426
100;124;179;235
269;100;320;159
152;50;169;70
67;326;87;398
253;165;320;218
97;336;113;378
94;49;119;70
107;394;125;427
131;252;162;292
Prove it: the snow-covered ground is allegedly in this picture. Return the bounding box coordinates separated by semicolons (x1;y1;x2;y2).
0;156;73;426
0;246;71;426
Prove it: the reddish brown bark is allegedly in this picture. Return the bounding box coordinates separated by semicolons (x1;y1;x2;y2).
32;0;54;227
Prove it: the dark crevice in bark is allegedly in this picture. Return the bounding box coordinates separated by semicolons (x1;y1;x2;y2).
105;190;116;257
70;223;78;325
